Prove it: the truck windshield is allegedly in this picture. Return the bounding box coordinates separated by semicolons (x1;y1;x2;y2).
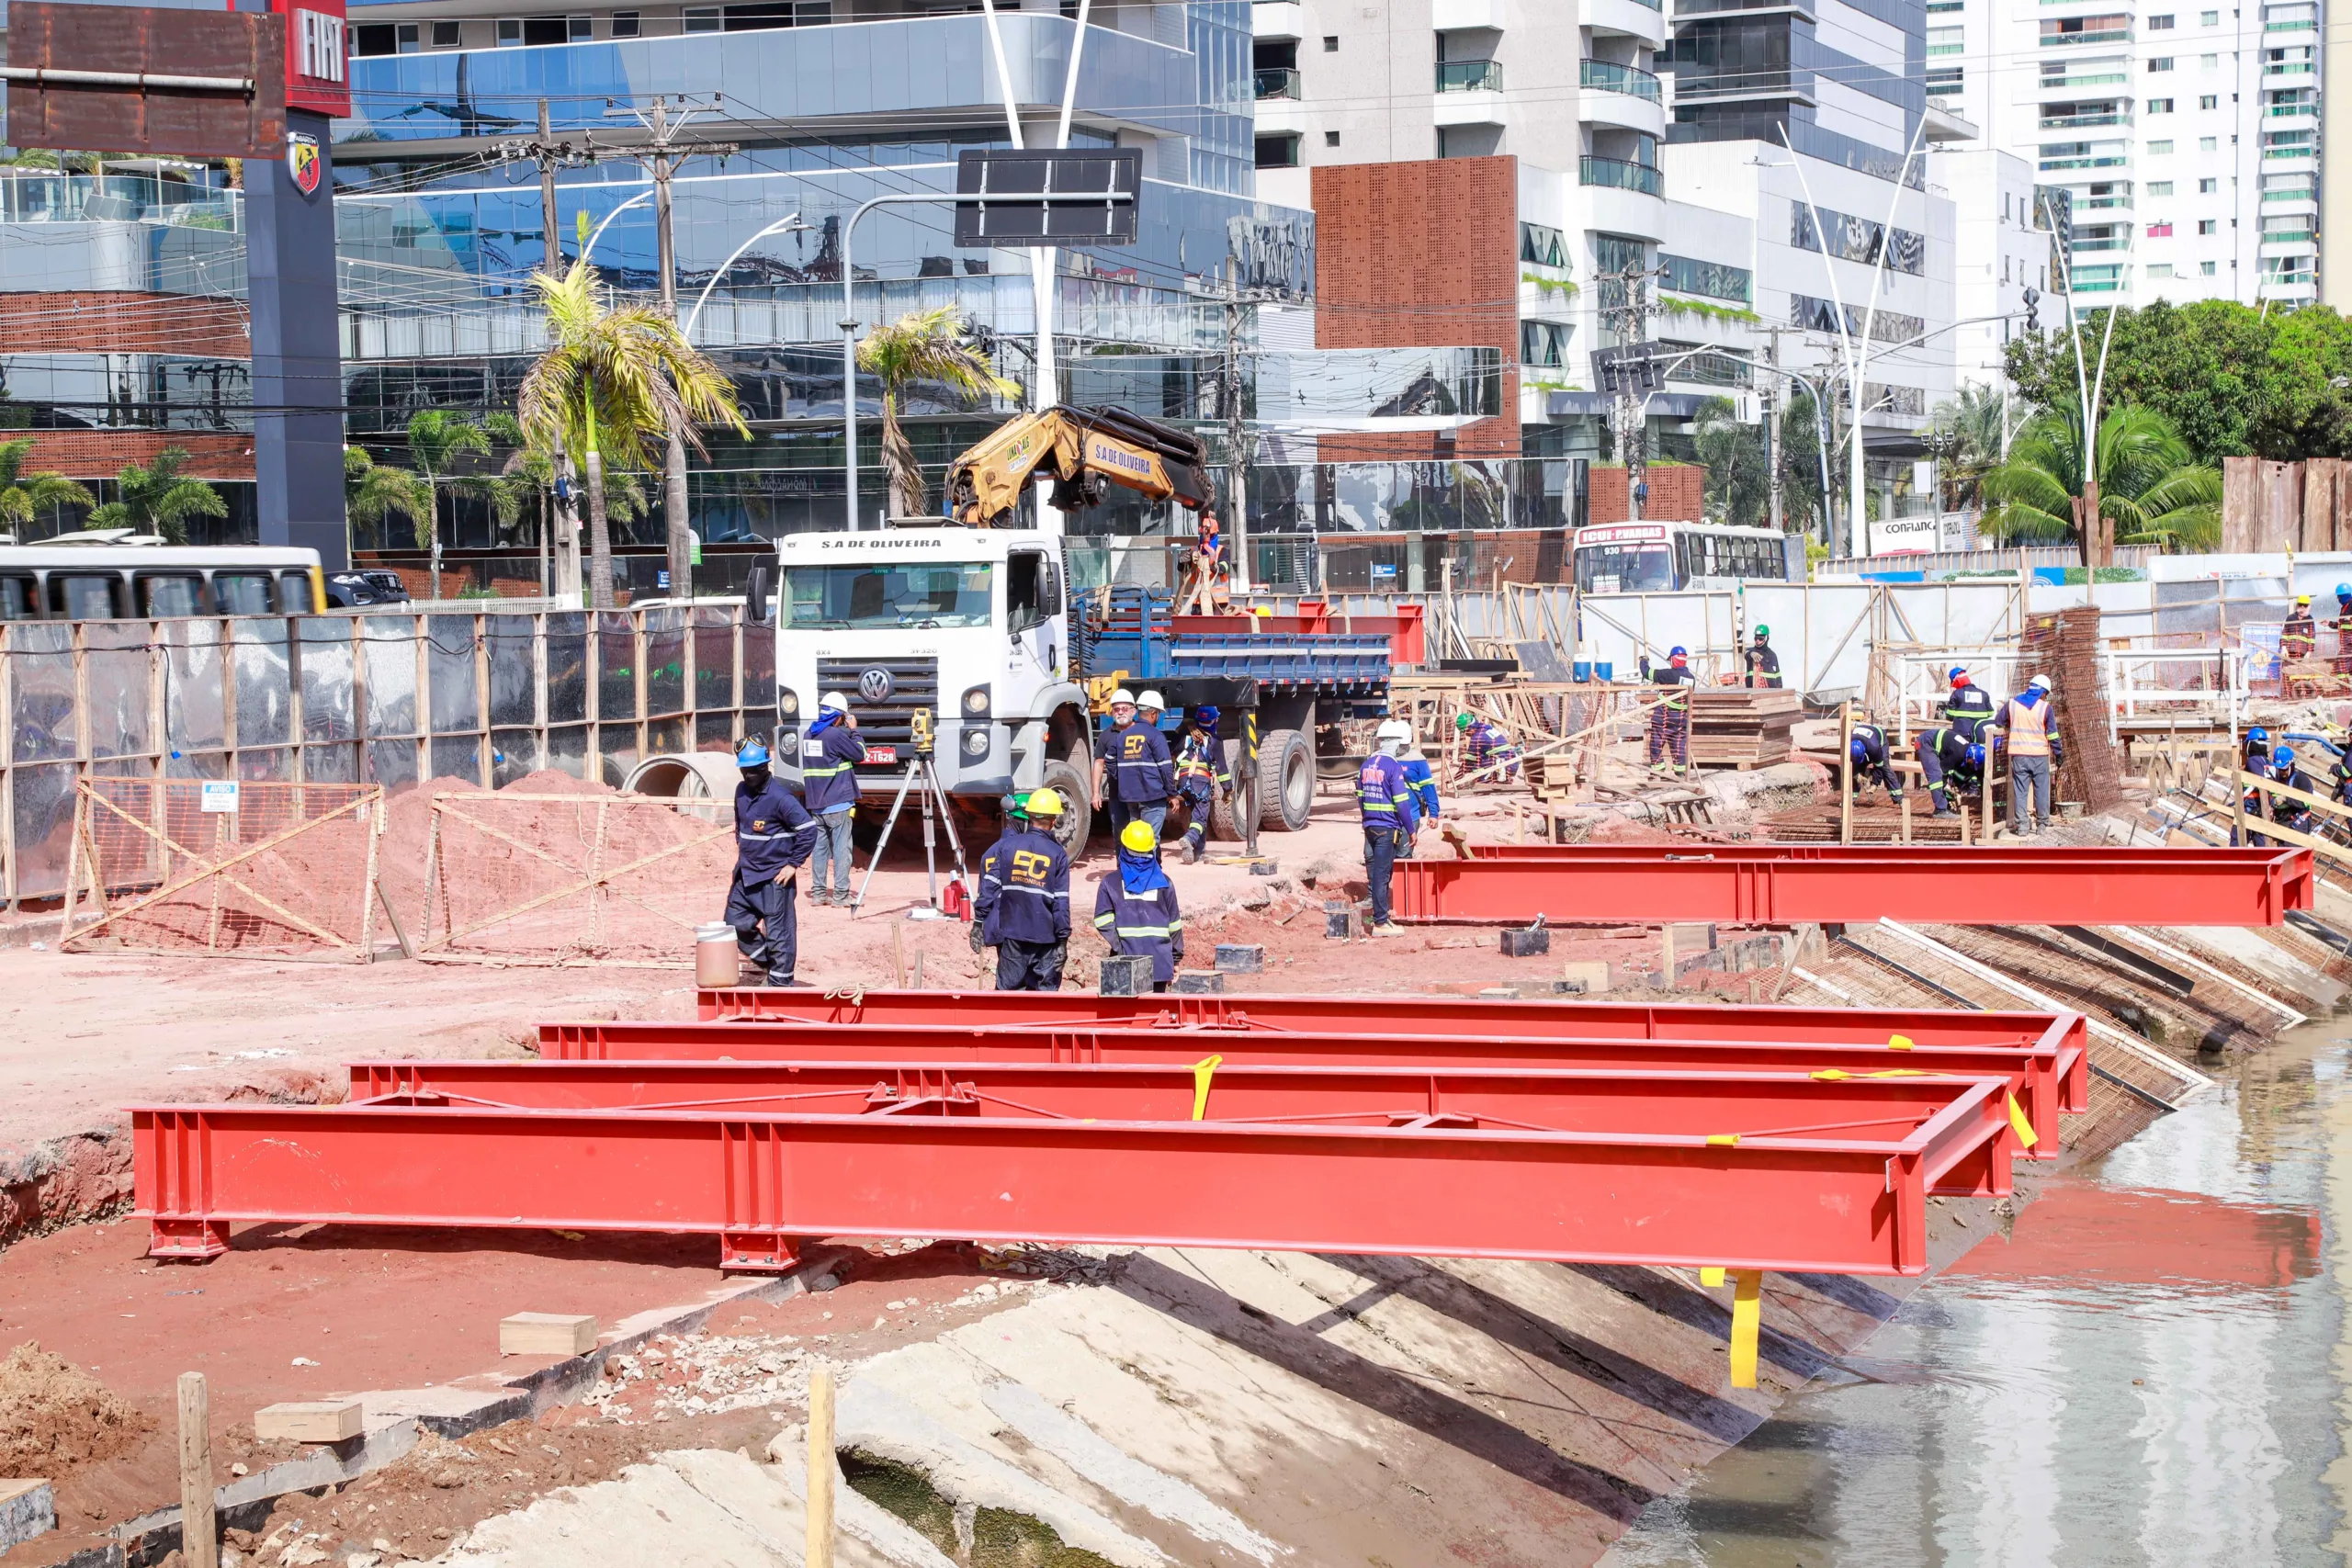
781;562;995;628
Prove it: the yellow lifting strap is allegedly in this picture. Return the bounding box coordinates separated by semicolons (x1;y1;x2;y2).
1729;1269;1764;1389
2006;1091;2040;1150
1809;1067;1927;1081
1887;1033;1915;1050
1705;1133;1740;1146
1192;1054;1224;1121
1700;1266;1726;1288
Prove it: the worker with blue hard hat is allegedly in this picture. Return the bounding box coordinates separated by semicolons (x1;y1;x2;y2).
1094;818;1186;990
726;736;817;987
1647;645;1696;775
1914;723;1984;817
2335;584;2352;641
2243;725;2272;774
1846;714;1903;806
2246;743;2320;846
972;787;1072;989
1171;705;1231;865
1944;665;1996;743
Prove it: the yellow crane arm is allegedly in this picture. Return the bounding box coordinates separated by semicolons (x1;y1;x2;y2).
947;405;1212;527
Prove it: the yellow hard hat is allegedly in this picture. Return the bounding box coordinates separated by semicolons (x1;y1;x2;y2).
1119;818;1158;852
1023;787;1064;818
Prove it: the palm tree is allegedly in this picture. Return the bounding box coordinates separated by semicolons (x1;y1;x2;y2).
344;446;432;551
1927;381;2010;515
85;446;224;545
1691;398;1770;529
855;307;1017;519
405;408;526;592
517;261;747;607
0;437;94;536
1980;402;2221;559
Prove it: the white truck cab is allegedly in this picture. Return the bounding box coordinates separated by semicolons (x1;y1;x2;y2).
758;524;1101;848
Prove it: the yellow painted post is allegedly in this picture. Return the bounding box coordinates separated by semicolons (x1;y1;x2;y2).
1729;1269;1763;1390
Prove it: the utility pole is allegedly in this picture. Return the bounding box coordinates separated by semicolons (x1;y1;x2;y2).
499;100;603;602
1763;324;1784;537
1221;256;1250;595
607;96;735;601
1602;263;1664;521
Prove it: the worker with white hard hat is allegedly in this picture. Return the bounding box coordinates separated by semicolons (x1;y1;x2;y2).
798;691;865;907
1357;718;1424;935
1093;685;1176;852
1998;673;2064;835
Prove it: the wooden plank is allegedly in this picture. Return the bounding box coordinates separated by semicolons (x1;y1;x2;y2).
254;1401;365;1444
499;1313;600;1357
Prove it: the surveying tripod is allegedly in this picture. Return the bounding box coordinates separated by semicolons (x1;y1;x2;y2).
850;706;972;919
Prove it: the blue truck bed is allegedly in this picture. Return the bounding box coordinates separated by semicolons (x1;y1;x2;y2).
1075;587;1392;693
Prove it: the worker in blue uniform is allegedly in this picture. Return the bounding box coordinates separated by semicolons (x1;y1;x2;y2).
1094;819;1186;990
797;691;865;907
1915;727;1984;817
2243;726;2273;776
1093;687;1176;848
1847;718;1902;805
972;787;1072;990
1359;717;1424;935
1399;739;1442;853
1943;666;1997;743
2335;584;2352;653
1172;705;1230;864
726;738;817;987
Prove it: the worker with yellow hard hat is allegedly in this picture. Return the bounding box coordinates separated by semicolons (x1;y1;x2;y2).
1093;818;1185;990
2285;592;2319;661
971;787;1072;990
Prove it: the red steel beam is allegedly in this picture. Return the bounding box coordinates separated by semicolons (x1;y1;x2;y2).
1389;845;2313;926
691;986;2087;1056
133;1070;2012;1276
527;1023;2082;1156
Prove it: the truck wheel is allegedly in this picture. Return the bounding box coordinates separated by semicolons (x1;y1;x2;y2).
1257;728;1315;832
1037;756;1092;856
1211;739;1247;840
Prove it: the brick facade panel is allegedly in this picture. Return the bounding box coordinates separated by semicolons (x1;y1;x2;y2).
9;430;252;481
0;292;249;356
1587;464;1705;525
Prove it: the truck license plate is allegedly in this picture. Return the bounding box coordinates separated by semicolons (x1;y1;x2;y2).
865;746;898;764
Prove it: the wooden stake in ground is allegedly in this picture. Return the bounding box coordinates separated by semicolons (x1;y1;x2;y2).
1838;701;1853;845
890;921;907;989
177;1371;216;1568
806;1366;836;1566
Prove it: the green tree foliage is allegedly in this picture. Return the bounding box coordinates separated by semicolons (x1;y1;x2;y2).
344;446;431;546
1927;382;2010;512
0;437;95;532
85;446;225;545
2004;300;2352;466
1981;402;2221;555
855;306;1017;518
1692;398;1769;528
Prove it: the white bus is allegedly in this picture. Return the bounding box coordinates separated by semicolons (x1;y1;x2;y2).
0;540;328;620
1571;521;1805;594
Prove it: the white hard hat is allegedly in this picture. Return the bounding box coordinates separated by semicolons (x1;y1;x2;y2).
1109;688;1136;707
2028;674;2052;692
819;692;849;712
1137;689;1166;711
1375;718;1414;744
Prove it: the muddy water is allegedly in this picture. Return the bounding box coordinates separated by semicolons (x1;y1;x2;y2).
1604;1023;2351;1567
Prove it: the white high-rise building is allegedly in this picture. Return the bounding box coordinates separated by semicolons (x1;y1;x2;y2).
1930;0;2317;310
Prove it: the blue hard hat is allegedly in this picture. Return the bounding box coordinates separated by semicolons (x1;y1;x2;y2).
1849;736;1870;759
2276;746;2299;767
1949;665;1969;681
1193;705;1220;728
2250;727;2270;743
1669;645;1688;658
737;738;770;769
1965;742;1985;767
2336;582;2350;596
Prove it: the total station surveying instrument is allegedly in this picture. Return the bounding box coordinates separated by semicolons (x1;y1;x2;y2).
851;705;972;919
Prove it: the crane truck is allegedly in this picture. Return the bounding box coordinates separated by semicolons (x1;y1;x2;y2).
683;404;1395;852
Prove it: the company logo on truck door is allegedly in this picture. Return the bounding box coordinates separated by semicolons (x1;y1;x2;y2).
858;667;896;703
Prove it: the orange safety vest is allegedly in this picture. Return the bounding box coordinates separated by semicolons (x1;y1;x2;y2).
2003;696;2051;757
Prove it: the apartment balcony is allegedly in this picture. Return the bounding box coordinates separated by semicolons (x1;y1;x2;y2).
2040;111;2132;130
1588;0;1668;46
1435;59;1507;125
2037;70;2129;93
1433;0;1505;27
2260;231;2318;254
2267;101;2318;120
2261;276;2319;301
1579;59;1666;134
1254;67;1300;100
2041;28;2132;45
1252;1;1305;40
2261;189;2319;213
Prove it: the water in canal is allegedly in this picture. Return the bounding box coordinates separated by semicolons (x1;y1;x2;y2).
1603;1021;2350;1567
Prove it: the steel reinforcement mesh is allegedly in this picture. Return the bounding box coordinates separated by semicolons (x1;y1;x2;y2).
71;778;382;956
416;790;736;964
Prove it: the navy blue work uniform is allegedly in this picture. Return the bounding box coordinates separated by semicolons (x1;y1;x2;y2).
797;716;865;812
727;773;816;985
1944;680;1997;744
1103;718;1176;844
1173;728;1229;860
1849;722;1902;802
1915;726;1980;811
1093;863;1185;987
976;825;1072;990
1357;750;1423;927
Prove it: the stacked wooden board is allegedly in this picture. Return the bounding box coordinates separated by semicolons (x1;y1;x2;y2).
1687;689;1803;768
2017;608;2125;810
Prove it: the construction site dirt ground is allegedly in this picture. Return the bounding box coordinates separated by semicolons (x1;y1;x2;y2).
1;767;2312;1567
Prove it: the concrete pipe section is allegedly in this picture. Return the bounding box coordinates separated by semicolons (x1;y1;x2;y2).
623;752;743;823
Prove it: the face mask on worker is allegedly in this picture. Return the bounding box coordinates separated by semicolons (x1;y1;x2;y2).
1670;654;1688;668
